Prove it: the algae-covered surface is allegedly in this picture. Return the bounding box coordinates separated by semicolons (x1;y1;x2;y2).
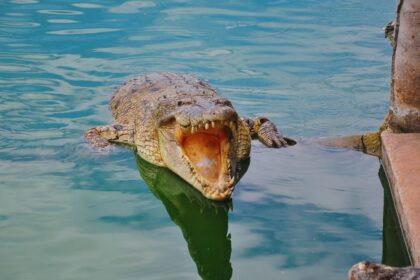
0;0;396;279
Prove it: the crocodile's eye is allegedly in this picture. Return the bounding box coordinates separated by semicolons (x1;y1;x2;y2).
215;98;232;107
256;117;269;124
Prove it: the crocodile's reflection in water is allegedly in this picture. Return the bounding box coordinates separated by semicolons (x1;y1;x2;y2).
135;155;250;280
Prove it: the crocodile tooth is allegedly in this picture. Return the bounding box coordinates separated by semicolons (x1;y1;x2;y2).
191;125;196;133
228;176;235;185
205;122;209;130
198;123;203;129
211;121;215;128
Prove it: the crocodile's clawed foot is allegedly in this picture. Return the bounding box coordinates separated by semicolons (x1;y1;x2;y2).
85;126;113;148
281;136;297;146
254;117;296;148
84;124;134;148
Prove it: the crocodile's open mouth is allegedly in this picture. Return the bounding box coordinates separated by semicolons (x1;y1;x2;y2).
175;120;237;200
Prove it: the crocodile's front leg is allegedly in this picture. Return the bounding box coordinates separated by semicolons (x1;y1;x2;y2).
84;124;135;148
242;117;296;148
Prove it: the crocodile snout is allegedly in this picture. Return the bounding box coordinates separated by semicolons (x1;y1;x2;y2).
174;104;238;128
203;106;238;123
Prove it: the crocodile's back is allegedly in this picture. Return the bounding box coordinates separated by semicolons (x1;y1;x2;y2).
110;72;217;125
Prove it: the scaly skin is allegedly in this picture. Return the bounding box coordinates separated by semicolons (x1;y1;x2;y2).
349;261;420;280
319;131;382;157
85;73;295;200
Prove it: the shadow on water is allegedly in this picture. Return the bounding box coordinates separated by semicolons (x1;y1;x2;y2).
135;155;250;280
379;166;411;267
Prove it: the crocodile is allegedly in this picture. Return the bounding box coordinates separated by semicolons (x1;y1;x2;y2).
85;73;295;200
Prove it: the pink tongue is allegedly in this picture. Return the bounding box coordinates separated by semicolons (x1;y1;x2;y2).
183;133;221;183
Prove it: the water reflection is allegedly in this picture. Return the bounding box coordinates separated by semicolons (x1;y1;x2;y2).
136;155;249;280
379;166;411;267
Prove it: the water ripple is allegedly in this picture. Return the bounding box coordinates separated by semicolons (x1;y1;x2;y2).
0;20;40;28
109;1;156;14
37;9;82;15
47;28;121;35
71;3;104;9
47;19;78;24
9;0;38;3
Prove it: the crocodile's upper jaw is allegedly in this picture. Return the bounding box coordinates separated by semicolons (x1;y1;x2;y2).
158;119;237;200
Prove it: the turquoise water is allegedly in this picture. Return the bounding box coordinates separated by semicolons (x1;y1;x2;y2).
0;0;397;279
